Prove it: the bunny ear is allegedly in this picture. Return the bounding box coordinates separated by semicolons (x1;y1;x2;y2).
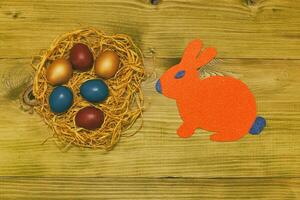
194;47;217;69
180;39;203;67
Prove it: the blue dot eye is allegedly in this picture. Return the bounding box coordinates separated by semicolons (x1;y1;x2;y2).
175;70;185;79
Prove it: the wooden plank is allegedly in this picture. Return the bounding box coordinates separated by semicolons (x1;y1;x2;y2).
0;0;300;59
0;57;299;177
0;177;299;200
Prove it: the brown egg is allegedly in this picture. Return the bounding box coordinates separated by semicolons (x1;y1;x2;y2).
95;50;120;79
46;58;73;86
70;43;94;71
75;106;105;130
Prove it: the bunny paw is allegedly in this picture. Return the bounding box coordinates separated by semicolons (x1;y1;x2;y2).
177;123;195;138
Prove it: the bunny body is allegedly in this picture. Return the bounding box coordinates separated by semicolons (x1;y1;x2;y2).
156;39;262;142
176;75;256;141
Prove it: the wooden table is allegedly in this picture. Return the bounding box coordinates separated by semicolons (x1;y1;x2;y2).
0;0;299;199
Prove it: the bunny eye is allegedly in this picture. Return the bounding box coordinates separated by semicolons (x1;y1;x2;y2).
175;70;185;79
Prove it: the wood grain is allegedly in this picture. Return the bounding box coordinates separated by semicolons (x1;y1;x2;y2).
1;177;299;200
0;0;299;59
0;58;299;178
0;0;300;198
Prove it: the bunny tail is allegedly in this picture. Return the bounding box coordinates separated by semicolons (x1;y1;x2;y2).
249;116;266;135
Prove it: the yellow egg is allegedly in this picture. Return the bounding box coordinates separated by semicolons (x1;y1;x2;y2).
95;51;120;79
46;58;73;86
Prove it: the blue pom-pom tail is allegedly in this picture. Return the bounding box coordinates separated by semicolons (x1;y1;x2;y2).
249;116;266;135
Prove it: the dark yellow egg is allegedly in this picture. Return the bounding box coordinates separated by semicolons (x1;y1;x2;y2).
46;59;73;86
95;51;120;79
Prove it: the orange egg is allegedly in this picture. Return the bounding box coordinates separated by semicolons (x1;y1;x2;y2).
46;58;73;86
95;51;120;79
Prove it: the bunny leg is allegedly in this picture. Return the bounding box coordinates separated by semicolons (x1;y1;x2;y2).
210;131;246;142
177;122;196;138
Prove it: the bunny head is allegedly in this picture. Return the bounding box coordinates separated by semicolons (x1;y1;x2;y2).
156;39;217;99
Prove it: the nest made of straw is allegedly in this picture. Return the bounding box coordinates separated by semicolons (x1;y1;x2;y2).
32;28;145;151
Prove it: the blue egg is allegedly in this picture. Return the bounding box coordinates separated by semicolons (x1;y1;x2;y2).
80;79;109;103
49;86;73;114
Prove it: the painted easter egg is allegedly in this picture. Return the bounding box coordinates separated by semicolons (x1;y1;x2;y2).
95;50;120;79
80;79;109;103
49;86;73;114
70;43;94;71
75;106;105;130
46;58;73;86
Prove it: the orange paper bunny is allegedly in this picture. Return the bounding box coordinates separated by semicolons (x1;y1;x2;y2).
156;40;266;142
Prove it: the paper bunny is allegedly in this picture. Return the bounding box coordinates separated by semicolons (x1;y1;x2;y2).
155;39;266;142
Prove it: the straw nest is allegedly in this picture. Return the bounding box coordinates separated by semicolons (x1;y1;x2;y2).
32;27;145;151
